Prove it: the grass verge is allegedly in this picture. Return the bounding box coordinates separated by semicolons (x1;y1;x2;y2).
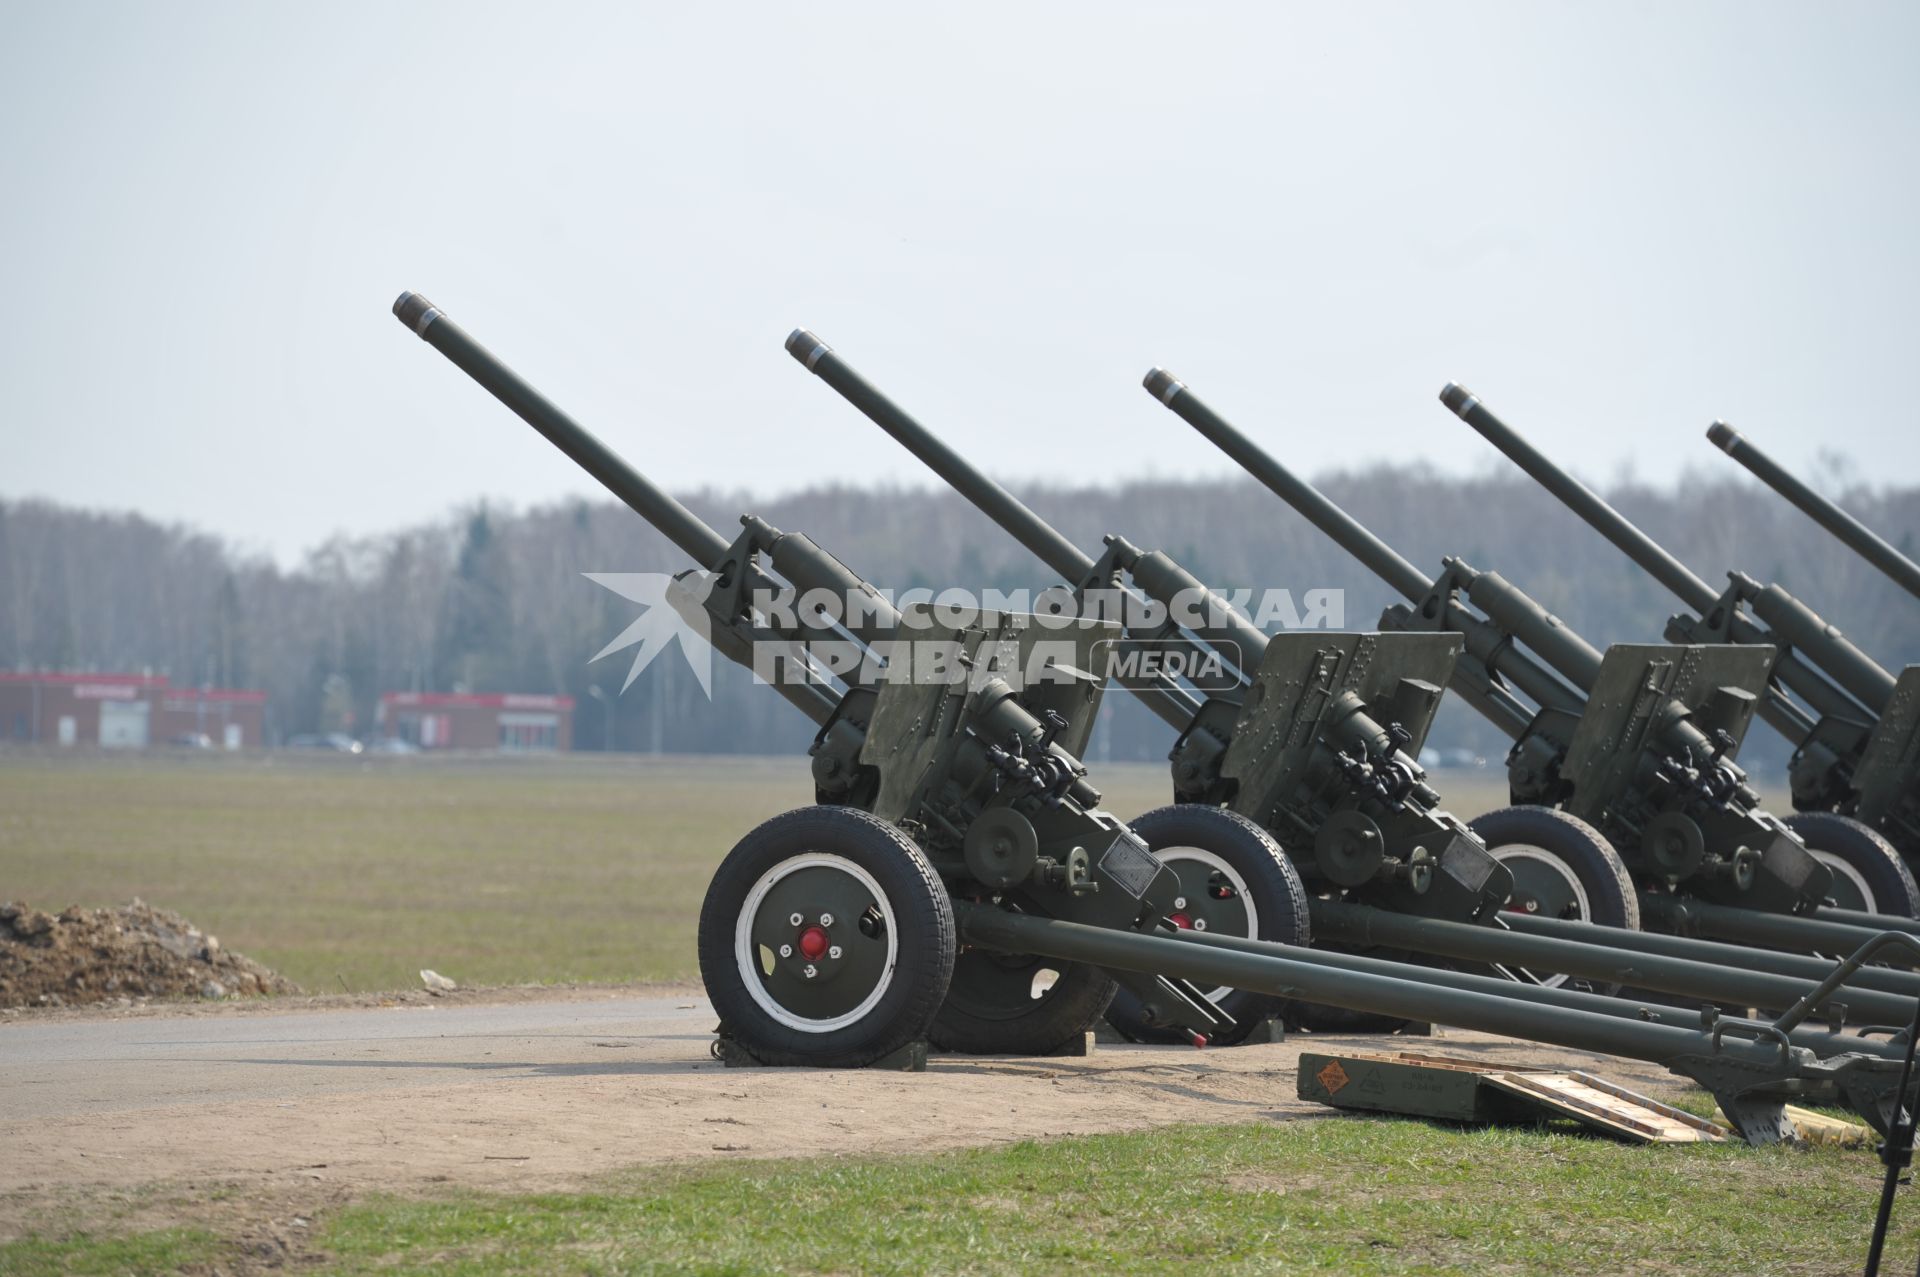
0;1228;224;1276
5;1116;1908;1276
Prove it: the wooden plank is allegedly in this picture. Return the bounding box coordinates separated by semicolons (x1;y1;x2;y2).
1486;1073;1726;1143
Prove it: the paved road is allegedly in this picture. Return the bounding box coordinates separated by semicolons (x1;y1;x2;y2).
1;993;717;1122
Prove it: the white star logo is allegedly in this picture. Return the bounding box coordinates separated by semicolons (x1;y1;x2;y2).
585;571;716;697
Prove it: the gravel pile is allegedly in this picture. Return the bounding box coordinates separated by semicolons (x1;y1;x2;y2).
0;898;299;1008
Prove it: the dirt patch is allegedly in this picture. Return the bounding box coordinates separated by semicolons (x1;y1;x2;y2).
0;990;1698;1253
5;1176;351;1275
1224;1170;1330;1196
0;899;299;1008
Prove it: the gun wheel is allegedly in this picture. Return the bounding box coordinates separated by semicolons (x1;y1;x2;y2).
698;806;954;1067
1469;805;1640;992
1784;812;1920;918
927;952;1117;1055
1106;805;1310;1045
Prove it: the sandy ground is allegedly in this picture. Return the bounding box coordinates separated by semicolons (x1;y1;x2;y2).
0;987;1694;1248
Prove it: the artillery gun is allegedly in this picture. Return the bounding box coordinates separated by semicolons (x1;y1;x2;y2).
390;293;1244;1059
778;330;1920;1037
1143;371;1920;955
387;292;1920;1143
1708;421;1920;604
1444;389;1920;897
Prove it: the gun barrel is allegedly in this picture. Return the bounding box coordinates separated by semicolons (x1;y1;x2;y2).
394;292;729;567
784;329;1202;730
1448;385;1892;723
785;335;1271;671
1447;561;1604;693
1146;369;1433;602
1144;371;1590;722
1710;421;1920;602
1742;576;1896;715
784;329;1094;584
1442;384;1721;614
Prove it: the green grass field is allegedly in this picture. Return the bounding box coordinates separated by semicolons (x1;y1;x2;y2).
6;1119;1911;1276
1;750;1312;993
0;750;1517;994
1;751;800;992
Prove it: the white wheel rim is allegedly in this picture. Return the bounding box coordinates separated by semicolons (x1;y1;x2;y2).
1157;845;1259;1004
734;853;900;1033
1809;848;1877;913
1490;843;1592;990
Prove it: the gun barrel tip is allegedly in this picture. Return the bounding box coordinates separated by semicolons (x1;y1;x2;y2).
1143;367;1186;405
785;328;832;371
392;291;442;336
1707;421;1741;451
1439;382;1478;418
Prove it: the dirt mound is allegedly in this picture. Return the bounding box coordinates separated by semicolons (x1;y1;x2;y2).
0;899;299;1008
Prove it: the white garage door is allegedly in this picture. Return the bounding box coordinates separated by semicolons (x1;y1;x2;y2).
99;700;151;749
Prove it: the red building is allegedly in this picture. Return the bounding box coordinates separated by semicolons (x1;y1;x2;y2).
155;687;268;750
0;673;265;749
376;691;574;752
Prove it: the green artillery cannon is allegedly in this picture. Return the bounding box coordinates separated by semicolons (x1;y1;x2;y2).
389;292;1920;1143
1708;422;1920;604
1143;371;1920;955
777;330;1920;1040
391;293;1247;1060
1444;389;1920;899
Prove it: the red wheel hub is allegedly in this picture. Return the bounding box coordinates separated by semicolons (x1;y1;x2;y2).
798;925;831;960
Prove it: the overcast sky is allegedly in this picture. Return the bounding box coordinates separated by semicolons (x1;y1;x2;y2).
2;1;1914;564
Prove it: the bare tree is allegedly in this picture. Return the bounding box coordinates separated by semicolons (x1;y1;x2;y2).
3;466;1915;763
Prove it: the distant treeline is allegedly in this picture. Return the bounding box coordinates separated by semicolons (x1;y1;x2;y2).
3;464;1917;774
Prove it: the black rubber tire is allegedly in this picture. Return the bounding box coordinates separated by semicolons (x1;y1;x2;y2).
1470;805;1640;930
927;955;1117;1055
697;806;955;1067
1785;811;1920;919
1468;804;1639;996
1106;805;1311;1046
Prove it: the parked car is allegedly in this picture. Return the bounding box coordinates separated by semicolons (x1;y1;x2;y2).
367;737;421;755
165;732;214;749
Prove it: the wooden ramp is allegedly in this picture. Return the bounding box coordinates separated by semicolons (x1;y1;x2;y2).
1298;1049;1730;1144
